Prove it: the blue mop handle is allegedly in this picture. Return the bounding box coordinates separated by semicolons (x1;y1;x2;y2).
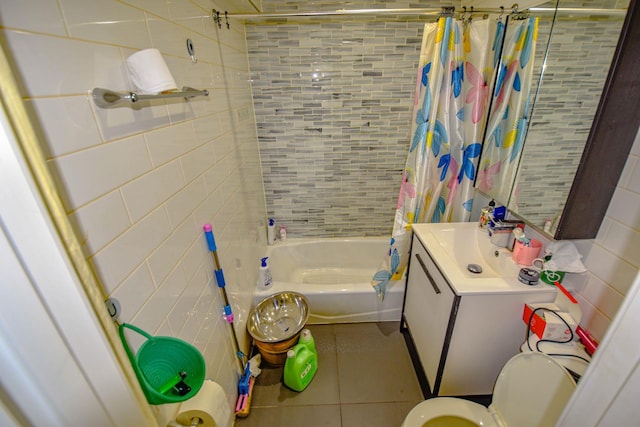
214;269;226;288
204;224;217;252
204;224;225;288
202;224;246;371
203;224;234;323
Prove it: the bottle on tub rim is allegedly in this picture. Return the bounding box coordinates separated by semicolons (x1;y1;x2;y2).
267;218;276;245
257;257;273;290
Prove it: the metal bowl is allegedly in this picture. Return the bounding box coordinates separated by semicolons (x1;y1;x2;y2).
247;291;309;343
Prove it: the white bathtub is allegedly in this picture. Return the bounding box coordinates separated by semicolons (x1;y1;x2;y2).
253;238;406;324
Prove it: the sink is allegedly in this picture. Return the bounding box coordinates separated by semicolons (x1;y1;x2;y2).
425;222;521;278
412;222;549;295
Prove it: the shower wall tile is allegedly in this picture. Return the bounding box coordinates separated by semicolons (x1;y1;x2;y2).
165;177;209;227
246;1;442;237
133;264;189;331
90;207;170;294
146;219;196;286
0;0;67;36
111;264;157;321
59;0;151;48
27;97;103;158
181;141;217;182
144;121;198;167
53;135;152;209
121;160;186;222
2;1;265;423
167;263;209;337
147;17;193;58
119;0;170;20
3;31;127;97
72;190;131;254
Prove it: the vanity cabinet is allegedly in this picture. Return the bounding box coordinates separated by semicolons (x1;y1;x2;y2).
402;228;556;397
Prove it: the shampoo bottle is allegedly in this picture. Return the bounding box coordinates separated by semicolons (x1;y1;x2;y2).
279;225;287;241
257;257;273;290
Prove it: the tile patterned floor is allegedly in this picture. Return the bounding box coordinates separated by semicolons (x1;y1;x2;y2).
235;322;423;427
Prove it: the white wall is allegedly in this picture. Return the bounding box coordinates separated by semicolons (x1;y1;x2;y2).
573;128;640;341
0;0;266;424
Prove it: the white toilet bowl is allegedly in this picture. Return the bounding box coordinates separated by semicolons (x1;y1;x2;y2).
402;352;576;427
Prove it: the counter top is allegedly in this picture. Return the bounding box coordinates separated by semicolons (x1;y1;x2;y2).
412;222;557;296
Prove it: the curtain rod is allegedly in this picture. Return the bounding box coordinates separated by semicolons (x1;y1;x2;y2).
228;7;627;19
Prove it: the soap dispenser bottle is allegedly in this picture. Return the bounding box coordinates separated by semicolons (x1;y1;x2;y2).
257;257;273;290
267;218;276;245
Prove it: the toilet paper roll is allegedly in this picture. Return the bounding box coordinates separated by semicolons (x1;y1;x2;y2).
176;380;230;427
126;48;177;94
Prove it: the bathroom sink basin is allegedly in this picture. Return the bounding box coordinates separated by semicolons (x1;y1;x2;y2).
412;222;549;295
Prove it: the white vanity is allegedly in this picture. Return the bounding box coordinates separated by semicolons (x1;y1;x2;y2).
402;222;557;397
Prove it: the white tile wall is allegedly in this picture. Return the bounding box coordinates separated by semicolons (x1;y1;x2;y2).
73;190;131;253
59;0;152;48
27;97;103;157
0;1;266;425
53;135;152;209
575;129;640;341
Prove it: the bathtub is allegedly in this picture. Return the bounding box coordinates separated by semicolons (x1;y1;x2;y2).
253;238;406;324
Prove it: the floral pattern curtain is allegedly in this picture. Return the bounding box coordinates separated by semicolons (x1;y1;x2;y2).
372;17;506;299
477;17;539;203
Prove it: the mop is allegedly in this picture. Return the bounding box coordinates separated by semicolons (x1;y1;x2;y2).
203;224;258;417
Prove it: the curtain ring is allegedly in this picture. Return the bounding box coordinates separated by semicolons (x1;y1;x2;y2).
461;6;471;23
498;6;504;20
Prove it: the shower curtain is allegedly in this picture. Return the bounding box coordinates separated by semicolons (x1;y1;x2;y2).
477;17;539;203
371;16;506;300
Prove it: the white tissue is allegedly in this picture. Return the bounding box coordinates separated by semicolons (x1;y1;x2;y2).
126;48;177;94
545;241;587;273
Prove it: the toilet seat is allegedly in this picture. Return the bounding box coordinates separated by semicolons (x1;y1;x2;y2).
492;352;576;427
401;397;497;427
402;353;577;427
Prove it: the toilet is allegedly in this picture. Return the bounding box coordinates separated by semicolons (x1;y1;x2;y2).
402;352;576;427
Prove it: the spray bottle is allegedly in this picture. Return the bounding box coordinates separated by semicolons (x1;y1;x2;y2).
257;257;273;290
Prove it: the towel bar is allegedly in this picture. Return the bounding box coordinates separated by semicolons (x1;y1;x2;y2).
91;86;209;108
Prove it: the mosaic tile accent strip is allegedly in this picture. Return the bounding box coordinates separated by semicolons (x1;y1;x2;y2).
247;1;455;237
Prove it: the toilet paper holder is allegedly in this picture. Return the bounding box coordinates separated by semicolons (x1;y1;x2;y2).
92;86;209;108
